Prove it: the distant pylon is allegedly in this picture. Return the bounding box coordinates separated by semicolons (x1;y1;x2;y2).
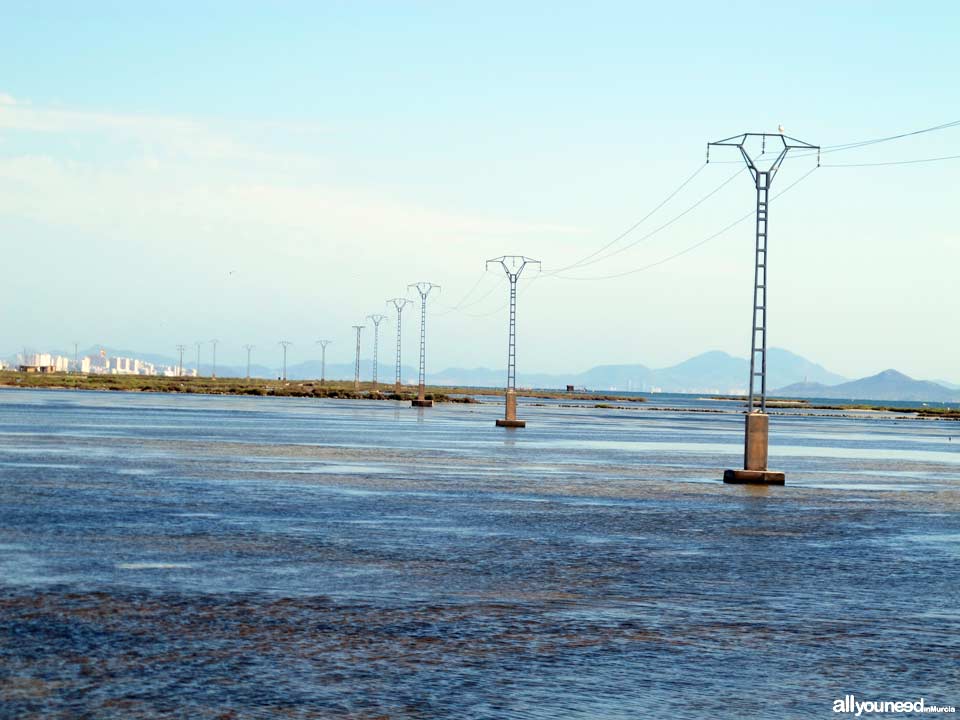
210;339;219;379
707;131;819;484
387;298;412;393
408;282;440;407
486;256;541;428
279;341;293;381
351;325;364;392
366;314;388;391
316;340;332;384
243;344;254;380
176;344;187;377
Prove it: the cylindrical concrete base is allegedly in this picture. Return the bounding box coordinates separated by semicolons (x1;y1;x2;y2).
496;419;526;428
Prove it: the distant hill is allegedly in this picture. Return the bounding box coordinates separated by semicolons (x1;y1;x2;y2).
777;369;960;403
14;344;955;401
425;348;847;394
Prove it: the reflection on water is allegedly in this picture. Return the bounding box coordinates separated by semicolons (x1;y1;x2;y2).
0;388;957;719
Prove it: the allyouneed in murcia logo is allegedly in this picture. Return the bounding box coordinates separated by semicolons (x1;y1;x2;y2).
833;695;956;716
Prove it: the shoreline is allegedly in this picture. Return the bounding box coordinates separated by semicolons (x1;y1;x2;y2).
1;371;957;420
0;371;644;404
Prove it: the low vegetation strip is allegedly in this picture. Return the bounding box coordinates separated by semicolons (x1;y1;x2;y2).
0;372;646;404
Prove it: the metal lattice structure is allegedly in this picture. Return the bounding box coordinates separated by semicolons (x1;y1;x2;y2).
316;340;332;383
195;342;202;377
387;298;412;393
210;339;218;379
243;344;254;380
486;256;540;394
408;282;440;402
351;325;364;391
367;314;388;390
176;345;186;377
279;341;293;381
707;132;819;413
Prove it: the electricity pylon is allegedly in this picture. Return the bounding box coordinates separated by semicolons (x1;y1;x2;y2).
210;339;218;379
387;298;412;393
195;342;202;377
176;345;186;377
408;282;440;407
351;325;365;392
367;314;388;391
487;256;541;427
316;340;332;384
279;341;293;381
707;130;819;485
243;344;254;380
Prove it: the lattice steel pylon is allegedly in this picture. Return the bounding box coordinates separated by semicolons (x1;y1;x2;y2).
176;345;186;377
243;344;255;380
351;325;364;392
486;256;541;427
367;314;388;391
387;298;412;393
408;282;440;406
279;341;293;381
316;340;332;384
707;131;819;483
210;339;219;379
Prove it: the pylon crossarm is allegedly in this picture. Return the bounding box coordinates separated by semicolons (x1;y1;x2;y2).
708;133;749;147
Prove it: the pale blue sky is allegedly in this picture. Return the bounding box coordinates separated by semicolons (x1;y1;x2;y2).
1;2;958;380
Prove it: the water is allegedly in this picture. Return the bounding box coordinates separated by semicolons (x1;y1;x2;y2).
1;388;958;719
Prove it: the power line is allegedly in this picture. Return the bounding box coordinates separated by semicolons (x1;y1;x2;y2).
434;272;500;316
822;153;960;167
789;118;960;160
547;163;707;275
542;166;745;277
436;271;491;312
821;118;960;153
553;166;819;282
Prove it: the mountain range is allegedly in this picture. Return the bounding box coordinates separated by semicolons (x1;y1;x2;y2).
776;369;960;403
6;346;959;402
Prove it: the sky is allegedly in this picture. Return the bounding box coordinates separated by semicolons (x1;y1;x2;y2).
1;1;958;381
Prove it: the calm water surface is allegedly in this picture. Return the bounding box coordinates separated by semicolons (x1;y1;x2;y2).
1;388;958;719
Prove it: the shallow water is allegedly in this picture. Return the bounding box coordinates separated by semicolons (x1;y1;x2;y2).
0;388;958;719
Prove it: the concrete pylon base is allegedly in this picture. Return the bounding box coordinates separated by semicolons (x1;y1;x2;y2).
723;469;785;485
411;399;433;407
722;412;785;484
498;389;524;428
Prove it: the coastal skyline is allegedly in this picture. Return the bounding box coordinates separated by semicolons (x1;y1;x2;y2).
2;2;958;381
